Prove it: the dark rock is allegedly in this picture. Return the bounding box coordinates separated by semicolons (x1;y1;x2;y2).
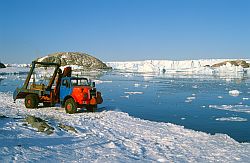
25;116;54;134
58;123;77;133
0;62;6;68
212;60;250;68
36;52;111;70
0;114;8;118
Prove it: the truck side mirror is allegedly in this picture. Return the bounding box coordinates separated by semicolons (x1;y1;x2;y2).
91;82;95;87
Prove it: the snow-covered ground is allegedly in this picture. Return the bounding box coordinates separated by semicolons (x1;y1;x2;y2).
106;59;250;75
1;92;250;162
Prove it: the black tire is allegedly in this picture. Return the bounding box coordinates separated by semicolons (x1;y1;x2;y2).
25;94;39;109
86;105;97;112
65;98;77;114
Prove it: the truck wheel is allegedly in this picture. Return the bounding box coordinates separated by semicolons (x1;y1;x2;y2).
25;94;39;108
65;98;77;114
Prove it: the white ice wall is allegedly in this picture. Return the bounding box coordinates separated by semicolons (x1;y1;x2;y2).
106;59;250;75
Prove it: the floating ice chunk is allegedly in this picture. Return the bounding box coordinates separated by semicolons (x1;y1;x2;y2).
120;95;129;99
243;97;249;100
215;117;247;122
229;90;240;97
192;85;198;89
185;96;196;103
124;92;144;95
134;83;140;87
218;96;223;99
209;105;250;114
186;96;196;100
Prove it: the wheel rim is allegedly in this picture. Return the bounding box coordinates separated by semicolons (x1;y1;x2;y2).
67;103;72;112
27;99;31;105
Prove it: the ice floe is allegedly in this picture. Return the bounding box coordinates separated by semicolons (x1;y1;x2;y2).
229;90;241;97
124;91;144;95
216;117;247;122
209;105;250;114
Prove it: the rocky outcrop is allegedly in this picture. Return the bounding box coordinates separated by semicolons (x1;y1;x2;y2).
36;52;111;70
58;123;77;133
25;116;54;135
0;62;6;68
212;60;250;68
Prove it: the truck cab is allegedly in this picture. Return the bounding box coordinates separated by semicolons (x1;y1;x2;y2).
60;77;103;113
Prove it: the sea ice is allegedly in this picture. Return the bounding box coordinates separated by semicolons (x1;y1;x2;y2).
229;90;240;97
124;92;144;95
215;117;247;122
209;105;250;114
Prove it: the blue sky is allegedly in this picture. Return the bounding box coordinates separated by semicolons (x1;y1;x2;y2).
0;0;249;63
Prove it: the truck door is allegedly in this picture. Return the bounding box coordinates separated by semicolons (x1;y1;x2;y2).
60;79;73;101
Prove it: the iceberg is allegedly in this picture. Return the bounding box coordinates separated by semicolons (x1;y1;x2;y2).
106;59;250;75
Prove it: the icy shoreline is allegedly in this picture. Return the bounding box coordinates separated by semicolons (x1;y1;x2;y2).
1;59;250;77
106;59;250;75
0;92;250;162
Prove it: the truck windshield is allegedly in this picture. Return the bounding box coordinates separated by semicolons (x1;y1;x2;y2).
71;78;89;86
29;64;58;89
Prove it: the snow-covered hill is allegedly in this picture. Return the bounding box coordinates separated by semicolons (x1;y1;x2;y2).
0;92;250;162
107;59;250;75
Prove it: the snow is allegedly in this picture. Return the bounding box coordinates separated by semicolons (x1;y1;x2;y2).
229;90;241;97
106;59;250;75
215;117;248;122
1;92;250;162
